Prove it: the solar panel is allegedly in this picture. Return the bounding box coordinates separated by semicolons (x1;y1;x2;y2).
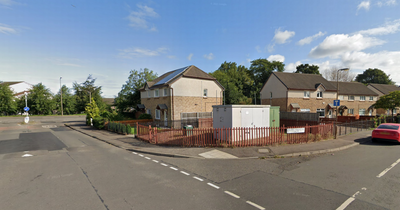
153;66;189;86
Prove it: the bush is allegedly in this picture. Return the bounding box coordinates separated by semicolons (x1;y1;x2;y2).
126;124;131;134
121;124;126;134
93;116;106;129
138;113;152;119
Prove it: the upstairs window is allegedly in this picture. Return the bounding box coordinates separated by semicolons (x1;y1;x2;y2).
339;95;344;100
163;89;168;96
304;91;310;98
349;95;355;101
147;91;151;98
369;96;374;101
155;89;159;97
317;91;323;98
203;89;208;97
360;96;365;101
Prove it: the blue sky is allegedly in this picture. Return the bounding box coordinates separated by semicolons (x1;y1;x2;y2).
1;0;399;98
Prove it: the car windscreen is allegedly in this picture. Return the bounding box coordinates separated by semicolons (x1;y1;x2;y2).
377;125;400;130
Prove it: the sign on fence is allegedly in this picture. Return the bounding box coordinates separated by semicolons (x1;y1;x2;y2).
287;127;305;134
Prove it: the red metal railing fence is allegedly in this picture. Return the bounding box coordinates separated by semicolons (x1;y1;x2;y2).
136;123;334;147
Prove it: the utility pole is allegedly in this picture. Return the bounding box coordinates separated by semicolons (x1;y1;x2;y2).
60;77;63;116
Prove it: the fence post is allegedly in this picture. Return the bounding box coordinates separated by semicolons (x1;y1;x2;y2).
149;125;152;143
334;121;337;139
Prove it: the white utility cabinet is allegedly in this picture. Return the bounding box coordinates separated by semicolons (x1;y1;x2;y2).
212;105;270;142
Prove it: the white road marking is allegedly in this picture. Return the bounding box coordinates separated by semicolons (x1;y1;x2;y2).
152;160;159;163
246;201;265;210
207;183;220;189
170;167;178;171
193;177;204;181
180;171;190;175
336;190;364;210
377;158;400;178
145;157;151;160
161;163;168;167
22;154;33;157
138;154;144;157
224;191;240;198
132;152;137;154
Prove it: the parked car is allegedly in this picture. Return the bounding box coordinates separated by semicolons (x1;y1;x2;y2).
372;123;400;143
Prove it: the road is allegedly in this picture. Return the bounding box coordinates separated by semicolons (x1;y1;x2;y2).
1;116;399;209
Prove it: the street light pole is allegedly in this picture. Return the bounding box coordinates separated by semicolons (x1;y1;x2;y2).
60;77;63;116
335;68;349;139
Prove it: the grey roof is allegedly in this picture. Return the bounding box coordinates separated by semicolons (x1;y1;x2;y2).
290;103;301;108
141;65;221;90
272;72;337;91
137;104;145;109
328;103;337;108
156;104;168;110
368;83;400;95
331;82;379;96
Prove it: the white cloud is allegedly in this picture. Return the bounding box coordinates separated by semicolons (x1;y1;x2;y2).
285;61;302;72
309;34;385;58
268;28;295;52
127;4;159;31
378;0;397;6
203;53;214;60
297;31;326;46
273;28;295;44
267;54;285;62
119;47;167;58
357;1;370;11
187;53;193;61
0;24;17;34
358;19;400;35
0;0;17;6
255;45;262;53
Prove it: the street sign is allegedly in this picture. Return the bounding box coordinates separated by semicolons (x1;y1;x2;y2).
24;107;30;112
334;100;340;107
24;117;29;123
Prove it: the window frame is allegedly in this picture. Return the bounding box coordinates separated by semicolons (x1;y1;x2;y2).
348;109;354;115
369;96;374;101
154;89;159;97
360;96;365;101
349;95;355;101
304;91;310;98
317;91;323;98
359;108;366;115
316;108;325;117
146;109;151;115
203;89;208;97
163;88;168;96
147;90;151;98
155;109;160;119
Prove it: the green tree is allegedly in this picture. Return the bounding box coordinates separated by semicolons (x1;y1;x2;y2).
0;83;17;115
295;64;320;75
374;91;400;119
210;62;253;104
28;83;56;115
73;75;106;113
249;58;285;104
115;68;158;112
55;85;76;115
355;68;394;85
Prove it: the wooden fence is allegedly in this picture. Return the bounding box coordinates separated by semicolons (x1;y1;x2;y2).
136;123;334;147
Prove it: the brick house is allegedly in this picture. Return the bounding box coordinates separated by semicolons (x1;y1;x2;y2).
139;65;224;122
0;81;33;97
260;72;378;117
367;83;400;115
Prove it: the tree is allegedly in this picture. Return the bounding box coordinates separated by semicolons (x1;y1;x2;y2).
295;64;320;75
322;66;355;82
374;91;400;119
115;68;158;112
0;83;17;115
55;85;76;115
28;83;56;115
210;62;253;104
355;68;394;85
249;58;285;104
73;75;105;113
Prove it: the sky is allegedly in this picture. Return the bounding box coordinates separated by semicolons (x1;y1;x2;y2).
1;0;400;98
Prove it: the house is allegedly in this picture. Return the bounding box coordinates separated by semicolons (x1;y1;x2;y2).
139;65;224;122
0;81;33;97
367;83;400;115
260;72;378;117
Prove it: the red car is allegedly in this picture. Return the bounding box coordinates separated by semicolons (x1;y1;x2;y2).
372;123;400;143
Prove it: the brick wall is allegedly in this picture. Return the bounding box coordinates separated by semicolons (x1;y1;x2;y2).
142;96;171;121
173;96;222;120
261;98;287;111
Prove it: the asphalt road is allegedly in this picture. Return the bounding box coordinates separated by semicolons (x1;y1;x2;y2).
1;116;399;210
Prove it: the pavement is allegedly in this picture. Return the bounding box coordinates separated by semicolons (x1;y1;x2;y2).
65;123;373;159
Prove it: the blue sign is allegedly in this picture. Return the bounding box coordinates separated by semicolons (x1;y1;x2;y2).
24;107;30;112
333;100;340;107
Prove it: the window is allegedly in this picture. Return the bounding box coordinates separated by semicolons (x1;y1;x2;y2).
163;88;168;96
317;91;323;98
349;95;355;101
155;109;160;119
154;89;159;97
348;109;354;115
359;109;366;115
147;91;151;98
203;89;208;97
146;109;151;115
317;109;325;117
304;91;310;98
339;95;344;100
393;109;397;114
360;96;365;101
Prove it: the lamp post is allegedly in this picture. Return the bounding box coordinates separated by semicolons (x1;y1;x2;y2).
60;77;63;116
335;68;349;138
